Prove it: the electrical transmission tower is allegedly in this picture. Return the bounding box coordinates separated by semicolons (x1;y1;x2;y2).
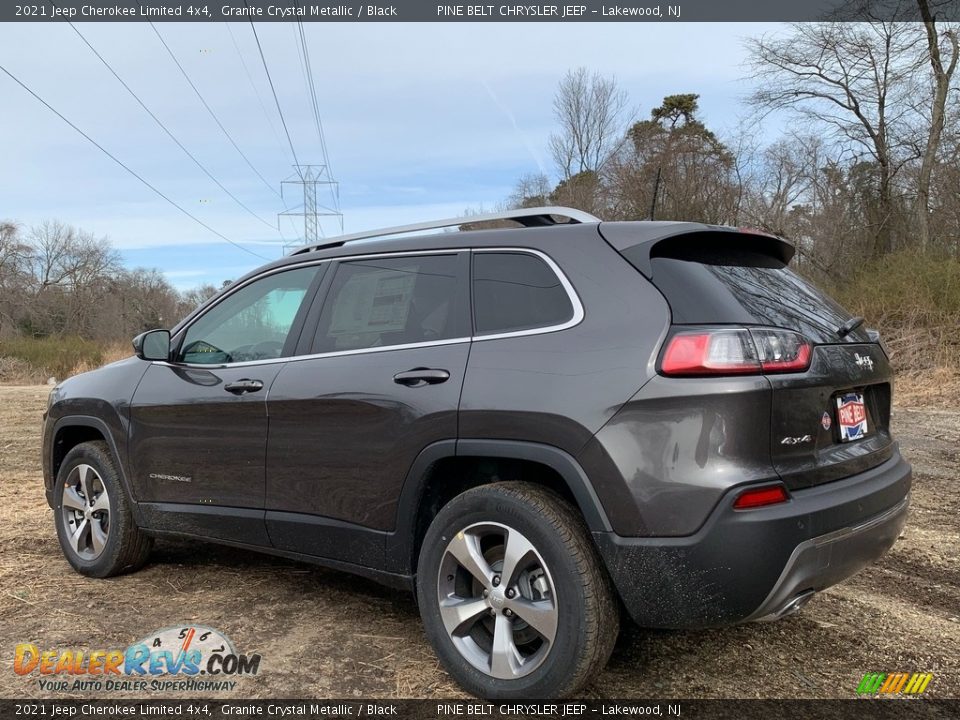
279;164;343;251
272;20;344;252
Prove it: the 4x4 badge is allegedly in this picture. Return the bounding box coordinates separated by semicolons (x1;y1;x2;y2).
822;412;832;430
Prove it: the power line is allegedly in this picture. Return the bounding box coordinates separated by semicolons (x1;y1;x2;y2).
244;7;302;173
149;22;282;200
291;13;343;236
291;22;320;160
222;22;293;246
295;18;333;174
291;23;313;122
0;62;269;261
64;20;281;235
224;21;286;158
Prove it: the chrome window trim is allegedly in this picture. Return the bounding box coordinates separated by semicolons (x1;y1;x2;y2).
169;249;463;336
470;247;584;342
161;247;583;370
155;337;473;370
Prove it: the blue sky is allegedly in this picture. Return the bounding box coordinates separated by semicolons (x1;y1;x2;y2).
1;21;783;289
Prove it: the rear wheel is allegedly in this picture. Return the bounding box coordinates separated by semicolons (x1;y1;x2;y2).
417;482;618;698
53;441;152;578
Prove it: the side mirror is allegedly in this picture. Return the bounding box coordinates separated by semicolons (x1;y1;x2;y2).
133;329;171;362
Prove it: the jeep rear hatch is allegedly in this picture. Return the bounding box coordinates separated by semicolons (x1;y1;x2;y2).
600;221;894;489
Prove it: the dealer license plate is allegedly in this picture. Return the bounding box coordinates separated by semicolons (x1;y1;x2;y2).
836;392;868;442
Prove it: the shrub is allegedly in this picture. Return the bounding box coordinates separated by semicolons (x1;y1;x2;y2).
0;336;104;382
826;251;960;376
0;356;41;384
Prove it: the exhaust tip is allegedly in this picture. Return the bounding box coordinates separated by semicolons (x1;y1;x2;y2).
756;590;817;622
779;590;816;618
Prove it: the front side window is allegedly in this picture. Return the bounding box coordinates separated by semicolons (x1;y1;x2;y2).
180;266;320;364
472;252;574;335
313;254;466;353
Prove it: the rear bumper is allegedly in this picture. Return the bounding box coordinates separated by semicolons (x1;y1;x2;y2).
593;451;911;628
744;492;908;622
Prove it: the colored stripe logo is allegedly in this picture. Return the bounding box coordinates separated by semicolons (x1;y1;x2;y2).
857;672;933;695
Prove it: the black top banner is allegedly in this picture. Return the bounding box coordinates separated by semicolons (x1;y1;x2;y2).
6;0;960;23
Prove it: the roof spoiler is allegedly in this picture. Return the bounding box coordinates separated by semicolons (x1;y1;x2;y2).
598;221;795;277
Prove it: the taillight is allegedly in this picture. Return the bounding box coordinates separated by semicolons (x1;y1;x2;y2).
732;484;790;510
661;327;811;377
661;329;760;375
751;328;811;372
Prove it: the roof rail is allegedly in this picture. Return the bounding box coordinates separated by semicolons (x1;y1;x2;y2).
288;206;600;255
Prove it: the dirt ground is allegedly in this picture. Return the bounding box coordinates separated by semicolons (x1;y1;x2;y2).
0;384;957;699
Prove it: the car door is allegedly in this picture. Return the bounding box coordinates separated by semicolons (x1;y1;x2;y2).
264;251;471;564
128;264;325;545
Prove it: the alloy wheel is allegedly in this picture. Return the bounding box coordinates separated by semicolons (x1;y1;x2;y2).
437;522;559;679
60;463;111;560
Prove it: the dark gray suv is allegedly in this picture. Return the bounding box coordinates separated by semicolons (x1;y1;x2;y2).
41;207;911;698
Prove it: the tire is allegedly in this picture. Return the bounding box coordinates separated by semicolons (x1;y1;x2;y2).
53;441;153;578
417;482;619;699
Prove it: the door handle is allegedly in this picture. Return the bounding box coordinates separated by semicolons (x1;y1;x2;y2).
393;368;450;387
224;379;264;395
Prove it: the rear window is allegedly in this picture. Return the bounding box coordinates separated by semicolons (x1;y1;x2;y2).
473;252;574;335
313;254;466;353
621;241;869;344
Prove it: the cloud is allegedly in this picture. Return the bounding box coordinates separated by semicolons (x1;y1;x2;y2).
0;20;781;273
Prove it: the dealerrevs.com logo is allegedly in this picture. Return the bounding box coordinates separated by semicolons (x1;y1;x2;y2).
14;625;260;693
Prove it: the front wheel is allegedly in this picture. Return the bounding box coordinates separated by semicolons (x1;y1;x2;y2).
53;441;153;578
417;482;619;698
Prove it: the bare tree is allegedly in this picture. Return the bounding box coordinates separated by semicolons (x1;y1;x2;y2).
548;68;630;179
746;21;926;256
0;221;31;336
179;284;220;314
506;173;553;208
740;136;816;237
0;222;28;283
0;218;234;345
27;221;119;295
19;221;120;337
916;0;960;250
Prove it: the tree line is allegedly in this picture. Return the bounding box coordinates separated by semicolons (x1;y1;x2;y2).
0;220;220;342
509;6;960;284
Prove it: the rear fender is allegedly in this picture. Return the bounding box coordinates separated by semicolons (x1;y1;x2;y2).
385;439;613;573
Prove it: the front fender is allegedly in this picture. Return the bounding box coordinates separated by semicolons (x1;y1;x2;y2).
41;356;148;520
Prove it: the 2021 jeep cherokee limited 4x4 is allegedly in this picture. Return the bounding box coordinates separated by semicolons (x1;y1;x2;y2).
42;207;911;698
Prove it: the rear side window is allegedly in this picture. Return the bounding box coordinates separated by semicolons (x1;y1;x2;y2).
624;239;869;343
313;254;467;353
473;252;574;336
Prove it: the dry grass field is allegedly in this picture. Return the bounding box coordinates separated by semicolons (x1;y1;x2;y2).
0;384;957;699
